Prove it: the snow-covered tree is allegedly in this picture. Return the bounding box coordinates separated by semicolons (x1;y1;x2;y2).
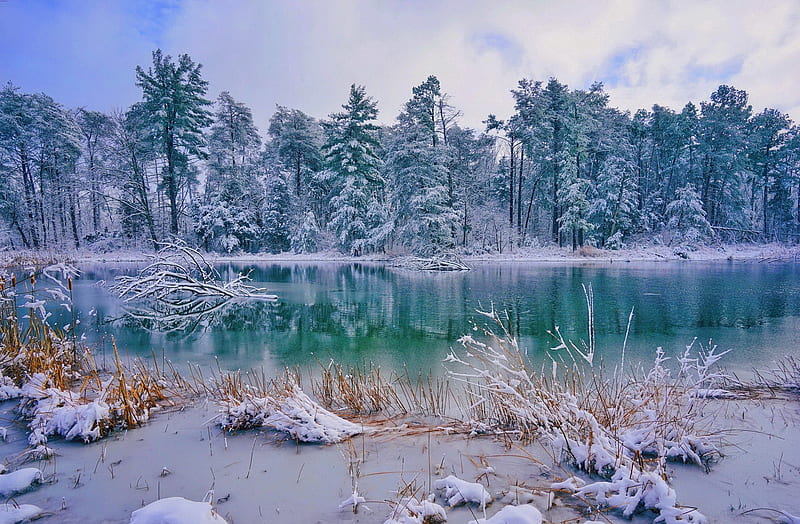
136;49;212;235
589;155;638;248
664;184;714;244
268;106;323;197
291;210;321;254
322;84;384;255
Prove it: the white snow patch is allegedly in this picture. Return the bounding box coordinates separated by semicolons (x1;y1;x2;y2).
434;474;492;508
469;503;543;524
129;497;227;524
0;503;43;524
0;468;42;496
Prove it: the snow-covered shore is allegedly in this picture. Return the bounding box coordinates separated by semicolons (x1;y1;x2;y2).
1;393;797;523
3;242;795;267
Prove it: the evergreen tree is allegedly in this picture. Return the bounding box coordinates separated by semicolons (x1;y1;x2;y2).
664;184;714;244
135;49;212;236
322;84;384;255
268;106;322;197
387;76;460;255
291;210;321;254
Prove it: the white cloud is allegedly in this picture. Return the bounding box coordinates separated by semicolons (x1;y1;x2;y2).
2;0;798;130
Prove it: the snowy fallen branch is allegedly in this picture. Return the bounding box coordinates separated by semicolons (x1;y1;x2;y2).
402;255;471;271
110;242;276;332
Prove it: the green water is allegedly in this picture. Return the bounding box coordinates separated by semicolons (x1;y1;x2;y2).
62;261;800;374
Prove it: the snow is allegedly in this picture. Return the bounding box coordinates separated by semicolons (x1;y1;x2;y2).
0;468;42;496
469;504;543;524
25;385;111;444
385;497;447;524
218;384;361;443
434;474;492;508
0;503;43;524
0;374;22;401
129;497;227;524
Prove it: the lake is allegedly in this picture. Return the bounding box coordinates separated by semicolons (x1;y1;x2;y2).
50;260;799;377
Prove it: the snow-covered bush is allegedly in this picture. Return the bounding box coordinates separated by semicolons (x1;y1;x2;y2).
445;309;720;523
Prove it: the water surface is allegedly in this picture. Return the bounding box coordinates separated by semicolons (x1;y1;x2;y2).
60;260;800;375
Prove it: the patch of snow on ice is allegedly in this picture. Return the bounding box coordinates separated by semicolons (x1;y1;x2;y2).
0;468;42;496
129;497;227;524
434;474;492;508
469;503;543;524
0;503;43;524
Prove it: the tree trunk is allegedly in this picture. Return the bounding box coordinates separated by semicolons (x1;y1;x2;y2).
509;138;515;227
517;147;524;234
166;132;179;235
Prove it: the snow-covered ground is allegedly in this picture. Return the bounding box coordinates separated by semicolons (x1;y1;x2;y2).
4;242;796;267
1;392;798;523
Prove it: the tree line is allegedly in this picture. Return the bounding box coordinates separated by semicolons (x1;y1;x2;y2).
2;50;798;255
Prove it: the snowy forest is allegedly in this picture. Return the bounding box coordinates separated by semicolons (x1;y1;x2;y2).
2;49;799;256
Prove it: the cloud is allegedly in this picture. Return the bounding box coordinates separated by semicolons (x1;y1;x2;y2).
1;0;799;132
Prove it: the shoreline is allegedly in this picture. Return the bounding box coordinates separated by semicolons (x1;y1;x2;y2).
3;242;797;268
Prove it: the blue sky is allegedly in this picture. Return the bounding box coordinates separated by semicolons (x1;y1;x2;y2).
1;0;799;132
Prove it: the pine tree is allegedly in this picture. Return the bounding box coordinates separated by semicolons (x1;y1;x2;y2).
136;49;212;236
322;84;384;255
268;106;322;197
291;210;321;254
664;184;713;244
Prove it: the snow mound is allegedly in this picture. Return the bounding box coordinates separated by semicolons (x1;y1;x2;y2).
434;475;492;508
0;374;23;401
0;468;42;496
129;497;227;524
25;385;111;444
0;503;43;524
469;504;543;524
219;384;361;443
385;496;447;524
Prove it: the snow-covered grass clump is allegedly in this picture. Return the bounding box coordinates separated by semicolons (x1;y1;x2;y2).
384;496;447;524
210;371;361;443
446;306;722;524
129;497;227;524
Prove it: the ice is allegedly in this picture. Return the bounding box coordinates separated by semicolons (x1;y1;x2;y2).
434;474;492;508
129;497;227;524
469;504;543;524
0;468;42;496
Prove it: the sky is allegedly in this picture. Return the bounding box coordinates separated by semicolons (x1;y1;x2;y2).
1;0;799;133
